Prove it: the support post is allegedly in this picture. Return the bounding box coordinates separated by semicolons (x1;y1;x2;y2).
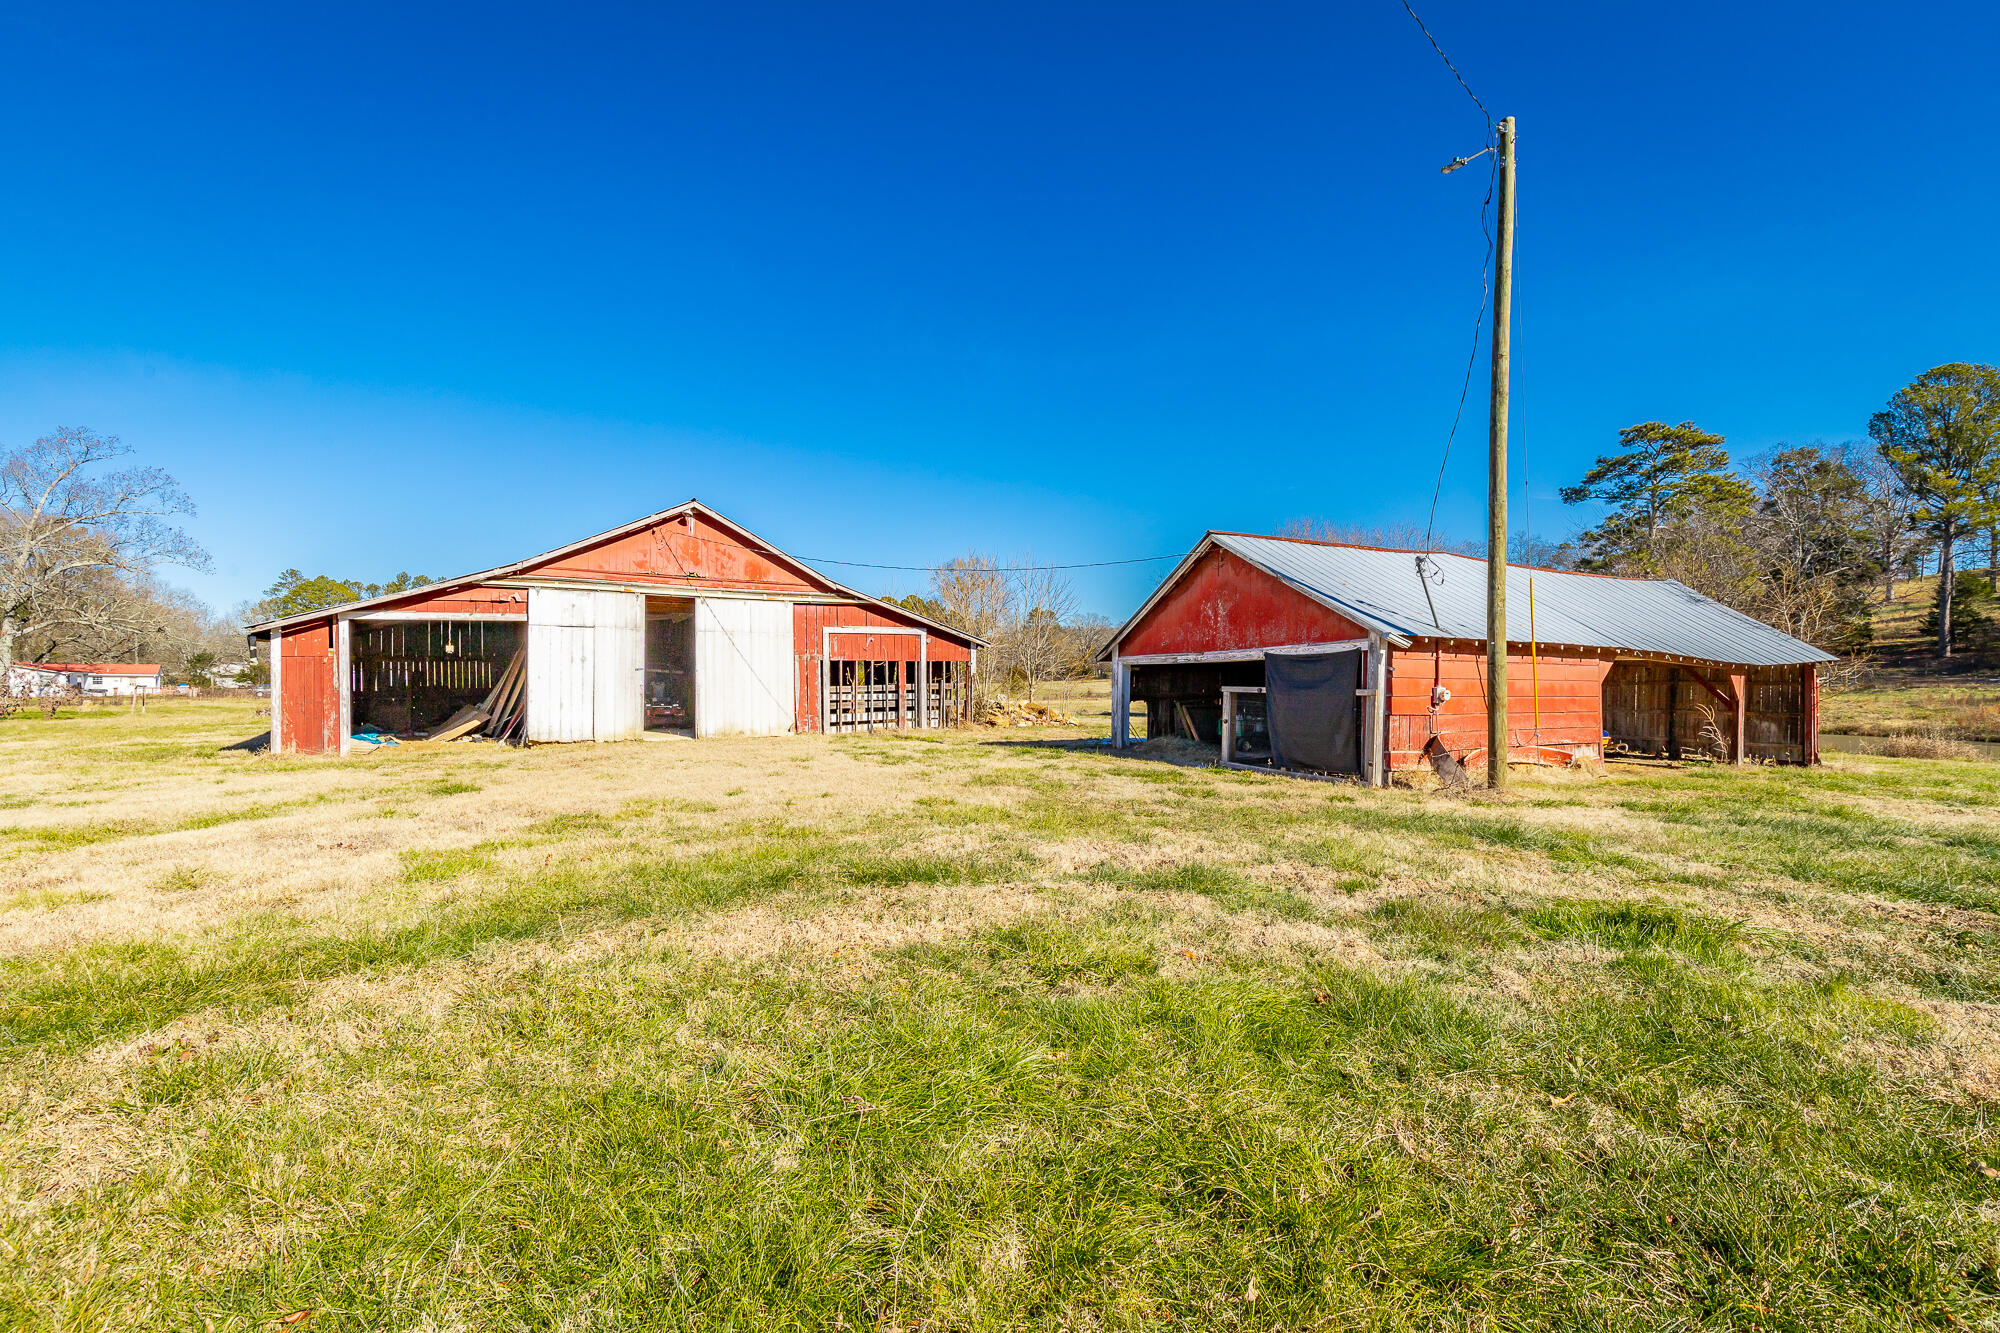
1486;113;1516;790
1728;670;1747;765
269;630;283;754
337;618;352;756
1365;636;1388;787
1111;658;1131;748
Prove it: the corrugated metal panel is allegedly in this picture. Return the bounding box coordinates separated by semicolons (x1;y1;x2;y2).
527;588;643;743
1209;534;1835;667
695;598;794;736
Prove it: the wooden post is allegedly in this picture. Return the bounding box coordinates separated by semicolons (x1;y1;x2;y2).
1727;670;1747;765
1364;637;1388;787
269;630;283;754
1486;114;1516;790
337;617;352;756
1111;658;1131;748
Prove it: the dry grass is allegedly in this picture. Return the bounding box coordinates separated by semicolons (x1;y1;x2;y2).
6;696;2000;1328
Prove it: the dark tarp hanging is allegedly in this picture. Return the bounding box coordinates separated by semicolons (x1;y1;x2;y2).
1265;651;1362;775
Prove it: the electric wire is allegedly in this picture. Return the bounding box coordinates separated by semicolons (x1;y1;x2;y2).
1399;0;1493;130
670;526;1181;576
1399;0;1499;559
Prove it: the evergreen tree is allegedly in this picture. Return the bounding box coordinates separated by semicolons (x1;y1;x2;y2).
1869;363;2000;657
1560;421;1755;573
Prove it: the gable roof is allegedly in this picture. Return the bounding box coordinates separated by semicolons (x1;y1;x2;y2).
16;662;161;675
245;500;985;645
1105;532;1834;668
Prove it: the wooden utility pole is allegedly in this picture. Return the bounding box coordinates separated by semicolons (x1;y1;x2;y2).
1486;115;1516;790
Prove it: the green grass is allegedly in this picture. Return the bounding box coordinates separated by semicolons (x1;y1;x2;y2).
7;698;2000;1329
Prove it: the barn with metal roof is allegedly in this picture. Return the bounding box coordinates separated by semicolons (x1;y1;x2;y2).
1098;531;1834;784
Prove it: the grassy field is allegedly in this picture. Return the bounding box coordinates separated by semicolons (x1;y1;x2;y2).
6;697;2000;1329
1822;570;2000;743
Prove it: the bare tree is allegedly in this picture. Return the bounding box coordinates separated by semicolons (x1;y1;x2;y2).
1278;518;1479;555
1855;446;1921;604
1280;516;1574;567
1009;562;1078;702
1;428;209;676
930;554;1013;641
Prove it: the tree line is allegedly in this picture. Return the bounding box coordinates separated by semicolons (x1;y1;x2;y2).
6;361;1994;697
886;558;1113;702
1553;363;2000;659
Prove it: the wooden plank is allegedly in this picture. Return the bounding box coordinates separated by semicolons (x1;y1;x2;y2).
428;707;491;743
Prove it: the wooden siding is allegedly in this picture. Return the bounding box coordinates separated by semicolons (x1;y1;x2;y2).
792;603;971;734
1385;644;1614;769
361;585;527;618
259;506;978;751
1121;546;1369;657
527;588;644;742
277;620;340;755
1603;660;1812;763
695;597;794;736
525;509;827;594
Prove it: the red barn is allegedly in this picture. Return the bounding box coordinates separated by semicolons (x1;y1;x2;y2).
247;501;982;755
1099;532;1833;785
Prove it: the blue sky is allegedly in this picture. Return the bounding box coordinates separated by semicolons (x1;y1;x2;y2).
2;2;1993;618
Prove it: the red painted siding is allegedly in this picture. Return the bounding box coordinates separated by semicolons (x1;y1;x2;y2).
1121;547;1368;656
278;620;340;755
366;585;528;618
793;602;971;733
1385;643;1614;769
525;510;830;594
265;507;979;751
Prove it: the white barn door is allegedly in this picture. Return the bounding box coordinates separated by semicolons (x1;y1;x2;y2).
527;588;643;743
694;598;794;736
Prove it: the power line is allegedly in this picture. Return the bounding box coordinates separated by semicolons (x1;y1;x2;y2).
1399;0;1492;130
800;553;1183;574
1421;149;1496;556
671;526;1181;576
1400;0;1499;557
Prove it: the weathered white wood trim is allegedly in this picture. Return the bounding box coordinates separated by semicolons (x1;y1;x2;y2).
818;625;931;731
1219;685;1266;766
1110;659;1131;748
823;625;924;642
1363;635;1388;788
336;619;352;757
268;631;282;754
1114;638;1370;667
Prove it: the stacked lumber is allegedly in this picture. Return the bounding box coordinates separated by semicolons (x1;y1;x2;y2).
419;649;527;743
978;698;1076;728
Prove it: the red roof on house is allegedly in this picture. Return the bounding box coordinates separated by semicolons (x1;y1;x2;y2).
20;663;161;675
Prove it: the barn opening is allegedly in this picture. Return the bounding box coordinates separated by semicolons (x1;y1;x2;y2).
1130;662;1263;745
350;619;524;737
644;596;695;734
818;632;975;733
1601;660;1810;763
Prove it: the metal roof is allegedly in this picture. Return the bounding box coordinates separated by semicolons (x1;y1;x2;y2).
1116;532;1833;667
